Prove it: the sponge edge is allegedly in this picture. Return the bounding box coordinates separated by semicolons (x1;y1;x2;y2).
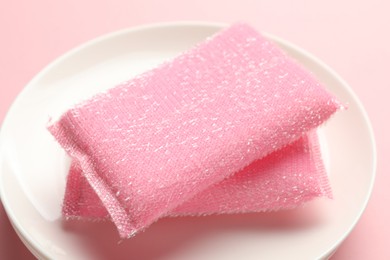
48;23;341;238
62;130;331;220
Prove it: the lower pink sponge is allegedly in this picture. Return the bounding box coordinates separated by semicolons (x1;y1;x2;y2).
48;23;341;238
63;131;330;218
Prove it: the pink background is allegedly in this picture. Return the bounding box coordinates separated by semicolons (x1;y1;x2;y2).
0;0;388;259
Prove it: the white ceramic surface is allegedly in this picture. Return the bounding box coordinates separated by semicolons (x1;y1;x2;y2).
0;22;376;260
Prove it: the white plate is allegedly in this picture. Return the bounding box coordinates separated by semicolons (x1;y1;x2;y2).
0;22;376;260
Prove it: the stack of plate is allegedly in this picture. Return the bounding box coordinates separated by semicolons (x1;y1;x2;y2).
0;22;376;260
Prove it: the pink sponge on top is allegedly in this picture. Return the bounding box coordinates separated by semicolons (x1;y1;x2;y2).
48;23;341;238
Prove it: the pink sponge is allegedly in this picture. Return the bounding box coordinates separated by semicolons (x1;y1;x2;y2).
62;131;330;219
48;23;341;238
